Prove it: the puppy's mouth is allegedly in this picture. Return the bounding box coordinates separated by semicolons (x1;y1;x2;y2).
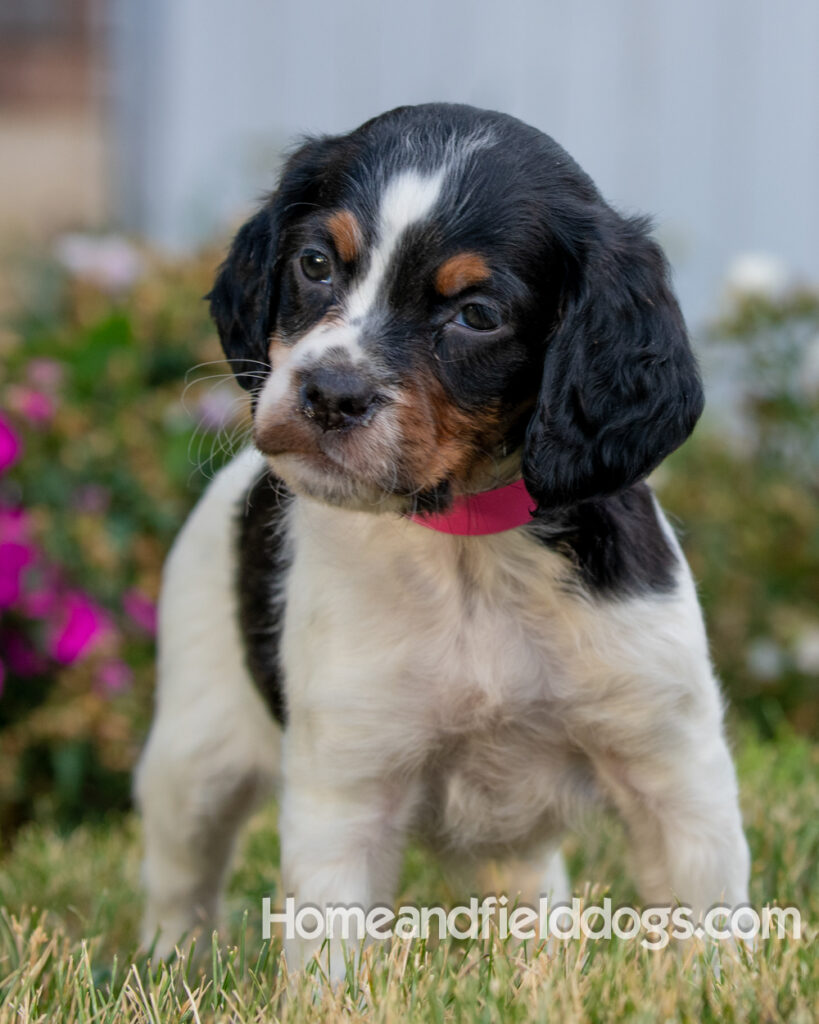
254;411;379;475
252;389;522;514
254;418;521;521
252;408;416;512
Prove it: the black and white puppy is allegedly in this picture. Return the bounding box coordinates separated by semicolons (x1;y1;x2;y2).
135;103;750;968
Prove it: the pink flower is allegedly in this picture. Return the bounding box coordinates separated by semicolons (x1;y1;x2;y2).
196;384;240;432
123;589;157;635
51;592;108;664
0;542;35;609
97;659;133;693
0;413;21;473
26;358;64;392
8;387;56;426
54;233;144;292
0;505;31;544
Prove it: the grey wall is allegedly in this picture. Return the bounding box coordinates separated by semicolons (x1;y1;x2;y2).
111;0;819;326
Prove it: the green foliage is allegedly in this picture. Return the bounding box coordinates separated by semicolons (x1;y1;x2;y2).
658;289;819;736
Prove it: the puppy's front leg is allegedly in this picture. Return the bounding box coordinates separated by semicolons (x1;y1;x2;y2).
278;737;417;980
568;561;751;929
595;724;750;920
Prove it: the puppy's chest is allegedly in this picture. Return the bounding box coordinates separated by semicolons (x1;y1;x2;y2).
368;549;587;848
287;514;575;731
284;514;595;846
412;583;558;723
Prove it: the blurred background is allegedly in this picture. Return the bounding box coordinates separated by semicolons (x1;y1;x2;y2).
0;0;817;842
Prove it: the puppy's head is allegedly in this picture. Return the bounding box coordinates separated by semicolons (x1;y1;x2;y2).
208;103;703;514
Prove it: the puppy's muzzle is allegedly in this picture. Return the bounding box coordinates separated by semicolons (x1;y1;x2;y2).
298;365;384;432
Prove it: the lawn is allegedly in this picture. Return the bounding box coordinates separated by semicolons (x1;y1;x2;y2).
0;729;816;1022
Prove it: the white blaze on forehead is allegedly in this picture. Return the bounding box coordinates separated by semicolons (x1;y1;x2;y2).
346;168;446;321
258;168;446;420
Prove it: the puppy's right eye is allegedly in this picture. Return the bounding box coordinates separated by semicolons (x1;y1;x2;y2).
453;302;502;332
300;250;332;284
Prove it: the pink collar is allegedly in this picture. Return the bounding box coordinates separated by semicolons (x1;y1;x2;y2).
407;479;537;536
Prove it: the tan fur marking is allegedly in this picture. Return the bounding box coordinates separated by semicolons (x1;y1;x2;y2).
395;370;501;490
435;253;491;297
327;210;363;264
268;331;287;369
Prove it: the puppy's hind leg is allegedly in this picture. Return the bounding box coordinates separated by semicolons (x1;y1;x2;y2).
135;451;281;958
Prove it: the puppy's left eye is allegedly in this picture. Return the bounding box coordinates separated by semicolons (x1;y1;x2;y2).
453;303;502;332
300;250;333;284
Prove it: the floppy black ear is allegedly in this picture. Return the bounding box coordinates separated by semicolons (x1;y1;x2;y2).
207;206;277;391
207;135;346;391
522;210;703;509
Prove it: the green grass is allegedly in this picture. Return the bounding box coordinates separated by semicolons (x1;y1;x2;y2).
0;728;816;1022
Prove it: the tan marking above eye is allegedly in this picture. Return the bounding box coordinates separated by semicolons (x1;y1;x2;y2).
326;210;363;264
434;252;491;297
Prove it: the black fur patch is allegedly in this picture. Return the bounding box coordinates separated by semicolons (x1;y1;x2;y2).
530;482;678;597
236;469;292;725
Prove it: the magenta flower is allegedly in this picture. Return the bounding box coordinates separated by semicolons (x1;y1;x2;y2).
97;659;133;693
0;541;35;609
0;505;31;544
51;592;108;664
0;413;21;473
8;387;56;426
123;588;157;635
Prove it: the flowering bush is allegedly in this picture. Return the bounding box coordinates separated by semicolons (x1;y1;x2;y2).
0;246;246;837
658;286;819;735
0;243;816;837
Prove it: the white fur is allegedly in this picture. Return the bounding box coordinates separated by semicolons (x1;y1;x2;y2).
134;449;281;954
346;168;446;321
137;451;749;972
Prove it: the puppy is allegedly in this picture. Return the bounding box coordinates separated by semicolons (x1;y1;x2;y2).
135;103;750;970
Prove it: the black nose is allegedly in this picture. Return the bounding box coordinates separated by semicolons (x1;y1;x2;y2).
299;366;381;432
